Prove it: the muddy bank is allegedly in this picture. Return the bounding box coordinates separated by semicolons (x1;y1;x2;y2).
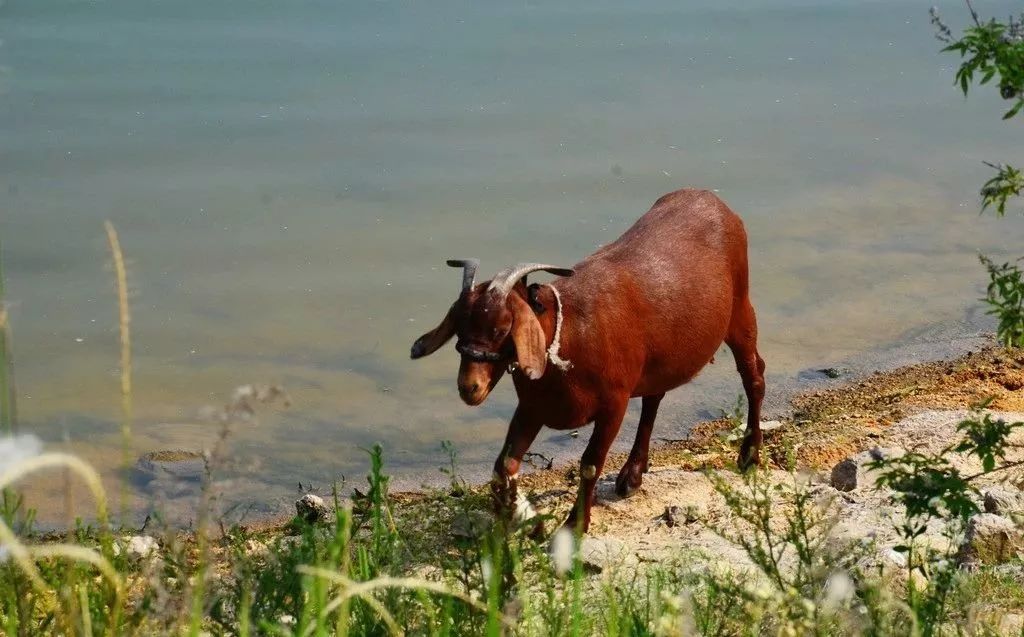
108;330;1009;535
219;341;1024;545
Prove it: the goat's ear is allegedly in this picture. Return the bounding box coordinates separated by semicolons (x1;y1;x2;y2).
508;293;547;379
411;302;457;359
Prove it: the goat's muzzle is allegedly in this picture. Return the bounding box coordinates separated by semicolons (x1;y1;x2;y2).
457;357;504;406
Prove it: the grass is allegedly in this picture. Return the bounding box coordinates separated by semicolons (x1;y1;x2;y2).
3;225;1024;636
104;220;133;526
0;236;17;435
4;448;1022;636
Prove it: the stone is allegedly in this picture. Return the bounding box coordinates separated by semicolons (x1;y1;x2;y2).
451;510;491;540
958;513;1024;566
830;447;904;492
983;487;1024;517
114;535;159;560
797;366;851;381
830;459;858;492
578;536;637;574
662;506;683;528
295;494;331;524
999;613;1024;635
132;450;205;485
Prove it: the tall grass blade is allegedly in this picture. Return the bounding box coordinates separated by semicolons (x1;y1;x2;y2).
104;221;133;523
0;237;17;435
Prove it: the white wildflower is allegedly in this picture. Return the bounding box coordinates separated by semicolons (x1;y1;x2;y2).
513;492;537;524
480;556;493;584
822;571;855;610
0;434;43;475
549;527;575;576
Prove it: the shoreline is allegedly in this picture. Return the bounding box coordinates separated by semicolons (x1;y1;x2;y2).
384;322;997;501
234;333;1017;537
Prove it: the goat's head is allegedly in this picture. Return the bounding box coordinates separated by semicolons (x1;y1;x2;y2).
410;259;574;406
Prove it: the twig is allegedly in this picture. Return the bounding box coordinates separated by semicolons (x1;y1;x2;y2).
964;458;1024;482
964;0;983;27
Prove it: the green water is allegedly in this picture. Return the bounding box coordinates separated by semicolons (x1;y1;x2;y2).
2;0;1022;523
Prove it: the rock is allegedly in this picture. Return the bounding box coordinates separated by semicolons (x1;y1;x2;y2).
133;450;205;481
958;513;1024;566
857;547;925;589
662;506;683;528
797;367;851;381
760;420;784;432
578;536;637;574
295;494;331;524
114;535;159;560
830;447;904;492
820;368;847;379
999;613;1024;635
243;538;268;556
451;510;491;540
984;487;1024;517
830;459;858;492
880;547;907;569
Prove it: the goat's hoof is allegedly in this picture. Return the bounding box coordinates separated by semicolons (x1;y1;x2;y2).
561;516;590;536
614;467;643;498
736;447;761;473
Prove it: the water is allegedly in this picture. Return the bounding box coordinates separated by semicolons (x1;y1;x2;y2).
2;0;1022;524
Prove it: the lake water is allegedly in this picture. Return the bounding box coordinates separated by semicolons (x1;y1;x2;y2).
2;0;1022;525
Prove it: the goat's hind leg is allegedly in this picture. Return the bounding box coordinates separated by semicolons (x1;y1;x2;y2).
614;393;664;497
726;299;766;471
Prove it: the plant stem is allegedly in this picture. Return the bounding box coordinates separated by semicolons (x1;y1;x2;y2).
0;237;17;435
104;221;133;523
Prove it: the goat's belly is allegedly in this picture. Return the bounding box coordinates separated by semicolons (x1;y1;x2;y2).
631;328;726;396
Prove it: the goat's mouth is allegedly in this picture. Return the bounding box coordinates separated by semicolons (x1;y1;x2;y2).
459;385;491;406
457;361;504;406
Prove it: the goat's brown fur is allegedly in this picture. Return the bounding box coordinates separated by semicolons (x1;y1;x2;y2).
411;188;765;533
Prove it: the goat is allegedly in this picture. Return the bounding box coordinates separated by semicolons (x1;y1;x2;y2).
411;188;765;533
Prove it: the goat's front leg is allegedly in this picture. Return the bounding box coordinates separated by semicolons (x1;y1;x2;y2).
491;408;543;529
615;393;664;497
564;398;629;534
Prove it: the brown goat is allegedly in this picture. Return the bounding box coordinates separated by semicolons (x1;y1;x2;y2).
411;188;765;533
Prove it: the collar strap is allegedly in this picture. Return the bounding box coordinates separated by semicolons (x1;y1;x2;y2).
455;341;508;363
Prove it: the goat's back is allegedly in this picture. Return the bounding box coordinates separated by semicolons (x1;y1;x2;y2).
559;188;749;394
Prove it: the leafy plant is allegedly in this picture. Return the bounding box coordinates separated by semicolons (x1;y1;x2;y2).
937;6;1024;120
933;3;1024;346
869;401;1024;635
980;255;1024;347
704;468;866;636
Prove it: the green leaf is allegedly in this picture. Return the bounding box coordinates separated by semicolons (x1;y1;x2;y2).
1002;100;1023;120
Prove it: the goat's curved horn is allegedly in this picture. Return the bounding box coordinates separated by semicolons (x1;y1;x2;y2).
488;263;575;297
447;259;480;293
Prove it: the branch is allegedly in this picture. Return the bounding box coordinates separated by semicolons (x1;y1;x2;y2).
964;0;983;27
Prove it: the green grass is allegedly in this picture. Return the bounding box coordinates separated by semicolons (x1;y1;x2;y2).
2;443;1023;636
0;236;17;435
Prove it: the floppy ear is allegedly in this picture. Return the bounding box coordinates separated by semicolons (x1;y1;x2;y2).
411;302;457;359
508;293;547;379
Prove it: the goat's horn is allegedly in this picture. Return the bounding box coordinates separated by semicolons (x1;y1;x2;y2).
447;259;480;293
488;262;575;297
